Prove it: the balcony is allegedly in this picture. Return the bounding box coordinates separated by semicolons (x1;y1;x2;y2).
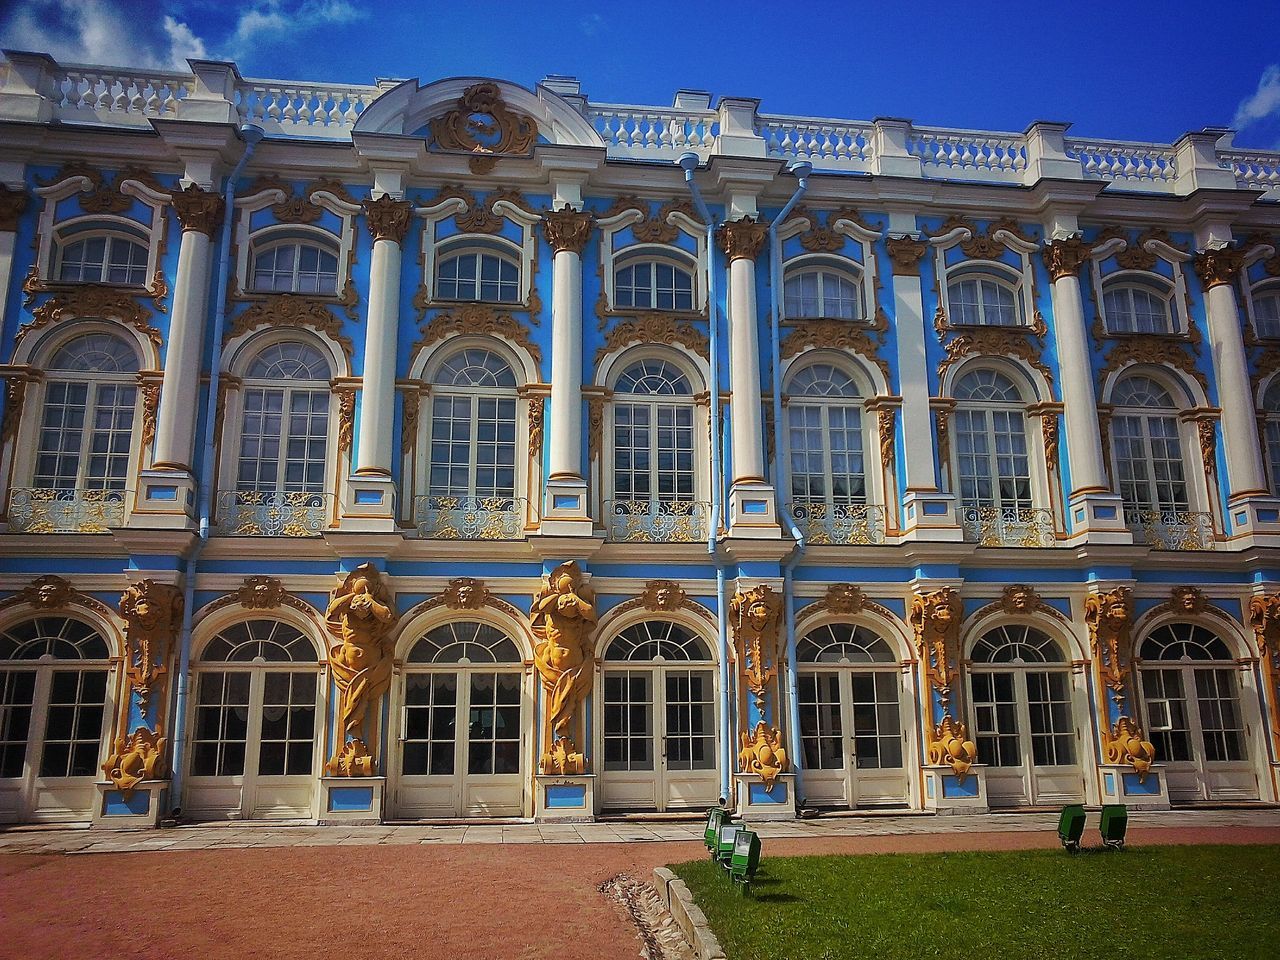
1125;508;1216;551
961;506;1056;547
7;487;127;533
217;490;331;537
605;500;709;543
415;495;527;540
788;502;887;546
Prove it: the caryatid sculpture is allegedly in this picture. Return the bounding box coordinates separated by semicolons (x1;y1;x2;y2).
324;563;397;778
531;561;597;775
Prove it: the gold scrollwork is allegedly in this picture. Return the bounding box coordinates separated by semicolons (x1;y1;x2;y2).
936;328;1054;389
119;580;184;711
739;722;789;789
716;217;768;262
170;183;224;237
531;562;596;775
21;287;162;349
779;319;891;384
414;304;540;365
429;82;539;156
0;185;29;231
596;313;708;363
103;727;166;796
224;295;353;360
1249;593;1280;756
730;585;782;715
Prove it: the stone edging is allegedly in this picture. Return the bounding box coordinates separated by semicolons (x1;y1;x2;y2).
652;866;726;960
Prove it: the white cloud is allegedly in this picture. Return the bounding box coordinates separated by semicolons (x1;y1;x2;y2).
162;16;209;66
1234;63;1280;130
226;1;366;58
0;1;207;70
580;13;604;37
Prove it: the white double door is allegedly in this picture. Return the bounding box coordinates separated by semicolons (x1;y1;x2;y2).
797;668;910;807
969;668;1085;806
600;666;719;811
393;668;528;818
1140;665;1259;802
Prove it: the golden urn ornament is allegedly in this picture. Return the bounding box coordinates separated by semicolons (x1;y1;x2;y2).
927;716;979;781
739;721;789;789
531;561;597;775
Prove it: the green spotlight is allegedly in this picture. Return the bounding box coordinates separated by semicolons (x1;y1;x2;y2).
1100;804;1128;850
1058;804;1086;852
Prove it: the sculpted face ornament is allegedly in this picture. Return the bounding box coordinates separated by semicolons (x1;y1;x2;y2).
1000;583;1041;614
1171;585;1206;615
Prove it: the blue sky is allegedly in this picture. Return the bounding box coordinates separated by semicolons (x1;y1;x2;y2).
3;0;1279;148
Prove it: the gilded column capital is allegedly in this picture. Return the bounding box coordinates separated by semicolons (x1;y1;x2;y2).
169;183;225;237
0;185;29;232
884;235;928;276
1193;246;1245;289
1042;236;1092;281
541;205;594;254
362;193;413;244
716;216;768;262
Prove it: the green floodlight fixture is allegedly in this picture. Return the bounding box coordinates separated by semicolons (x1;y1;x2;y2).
730;828;762;894
1100;804;1129;850
1058;804;1086;852
704;807;727;856
717;821;743;867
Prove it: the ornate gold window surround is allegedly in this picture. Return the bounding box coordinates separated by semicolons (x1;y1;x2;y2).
1240;234;1280;344
595;195;708;321
1087;227;1197;344
776;206;884;327
929;216;1043;336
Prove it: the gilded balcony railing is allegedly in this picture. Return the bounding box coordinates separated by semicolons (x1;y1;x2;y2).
788;502;887;546
217;490;330;537
605;500;709;543
961;505;1056;547
414;495;526;540
1125;508;1216;551
7;487;128;533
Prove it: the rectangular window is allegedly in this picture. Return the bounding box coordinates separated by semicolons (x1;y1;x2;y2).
38;669;108;778
798;672;844;770
971;671;1021;767
0;670;36;779
850;671;902;769
664;670;716;771
1026;671;1075;767
401;673;458;777
256;671;316;777
191;671;251;778
1114;415;1188;513
603;670;653;772
36;381;135;490
466;672;522;776
1141;668;1192;762
1193;668;1246;763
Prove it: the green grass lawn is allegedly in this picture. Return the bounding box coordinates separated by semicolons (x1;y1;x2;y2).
673;844;1279;960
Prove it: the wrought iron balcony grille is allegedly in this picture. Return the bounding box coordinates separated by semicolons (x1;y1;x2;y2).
787;502;887;545
7;487;128;533
605;499;709;543
1125;508;1216;551
961;506;1056;547
217;490;330;537
414;495;527;540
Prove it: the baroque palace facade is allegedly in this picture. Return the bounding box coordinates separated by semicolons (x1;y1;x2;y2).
0;51;1279;827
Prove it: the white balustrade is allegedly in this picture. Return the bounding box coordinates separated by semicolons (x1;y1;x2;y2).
585;104;717;159
908;127;1028;181
51;65;192;120
1064;138;1179;191
758;114;876;171
234;80;380;135
1221;151;1280;198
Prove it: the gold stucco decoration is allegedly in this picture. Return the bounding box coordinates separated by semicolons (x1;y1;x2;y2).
1000;583;1046;616
1193;246;1245;289
224;295;353;360
414;304;540;364
119;580;184;711
1248;593;1280;756
531;562;597;776
21;287;162;349
442;577;489;609
324;564;397;777
363;194;413;244
716;217;768;261
1099;334;1207;390
937;328;1055;389
19;574;77;609
103;727;166;796
927;716;978;779
1105;717;1157;780
824;583;865;616
169;183;224;237
739;721;789;789
596;313;709;364
542;205;595;254
640;580;687;612
0;185;28;231
911;587;978;780
885;235;928;275
730;585;782;715
1042;236;1092;281
236;575;287;609
1085;587;1133;697
430;82;539;156
1170;585;1208;616
779;319;891;384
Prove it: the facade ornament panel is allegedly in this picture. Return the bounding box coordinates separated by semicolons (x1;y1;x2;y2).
119;580;184;711
784;206;843;253
541;205;594;254
1248;594;1280;757
103;727;165;797
429;82;539;156
716;217;768;262
530;562;596;775
936;328;1055;389
1000;583;1047;616
586;393;606;464
224;295;354;360
1042;236;1091;281
414;305;540;365
823;583;865;616
324;564;397;777
640;579;687;611
1169;585;1208;616
18;574;78;610
169;183;225;237
455;187;533;234
441;577;489;609
1193;246;1245;289
910;587;977;780
885;235;928;276
779;319;891;383
730;585;782;716
633;197;702;243
0;185;28;231
1085;586;1156;780
137;373;160;448
875;403;897;470
1098;335;1207;390
596;313;709;364
198;577;318;620
335;383;356;455
739;722;789;789
932;215;1035;260
21;287;162;349
362;194;413;244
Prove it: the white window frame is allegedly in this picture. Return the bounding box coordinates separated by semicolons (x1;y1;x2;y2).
931;221;1040;330
950;368;1039;513
1247;281;1280;341
1108;374;1195;515
53;228;151;287
434;243;523;305
945;269;1022;327
783;260;866;321
612;253;697;312
1100;276;1177;335
249;236;341;296
234;343;333;495
606;356;704;509
783;360;873;510
1261;376;1280;495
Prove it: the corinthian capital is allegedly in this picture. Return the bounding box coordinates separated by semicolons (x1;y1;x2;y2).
541;205;594;254
0;185;28;232
1042;236;1092;281
1193;246;1245;289
363;194;413;244
169;184;225;237
716;216;767;262
885;235;928;276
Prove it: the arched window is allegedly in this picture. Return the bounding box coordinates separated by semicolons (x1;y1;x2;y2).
786;363;867;511
784;265;863;320
603;621;713;662
35;332;140;491
427;348;518;500
952;369;1036;542
1253;286;1280;339
1110;375;1188;516
56;231;148;286
1103;279;1174;334
436;249;520;303
406;621;521;664
948;274;1018;326
615;258;695;311
1263;379;1280;494
251;238;339;295
236;342;332;494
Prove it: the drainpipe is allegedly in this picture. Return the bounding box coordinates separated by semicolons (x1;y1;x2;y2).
168;123;265;817
678;152;732;806
767;160;811;808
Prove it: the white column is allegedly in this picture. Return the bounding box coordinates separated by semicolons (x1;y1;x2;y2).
1196;248;1268;499
884;236;936;490
355;218;407;477
0;187;25;336
153;184;222;472
720;219;767;485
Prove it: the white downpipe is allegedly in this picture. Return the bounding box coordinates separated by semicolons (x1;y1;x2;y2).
167;125;265;816
768;162;811;807
679;154;732;805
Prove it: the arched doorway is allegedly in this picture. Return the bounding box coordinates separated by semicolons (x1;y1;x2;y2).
392;621;529;818
599;620;718;811
967;624;1085;806
1137;623;1260;802
0;615;114;822
184;618;323;820
796;622;910;808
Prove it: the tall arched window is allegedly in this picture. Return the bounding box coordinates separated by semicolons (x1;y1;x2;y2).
236;342;332;494
1264;380;1280;494
947;273;1018;326
251;238;339;295
436;248;520;303
784;265;863;320
1253;286;1280;339
615;258;695;311
953;369;1042;545
1103;279;1174;334
1110;375;1188;517
34;332;140;492
609;359;699;540
56;230;148;286
427;348;518;501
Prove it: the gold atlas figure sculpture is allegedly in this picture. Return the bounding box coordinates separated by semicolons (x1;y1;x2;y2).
531;561;597;775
